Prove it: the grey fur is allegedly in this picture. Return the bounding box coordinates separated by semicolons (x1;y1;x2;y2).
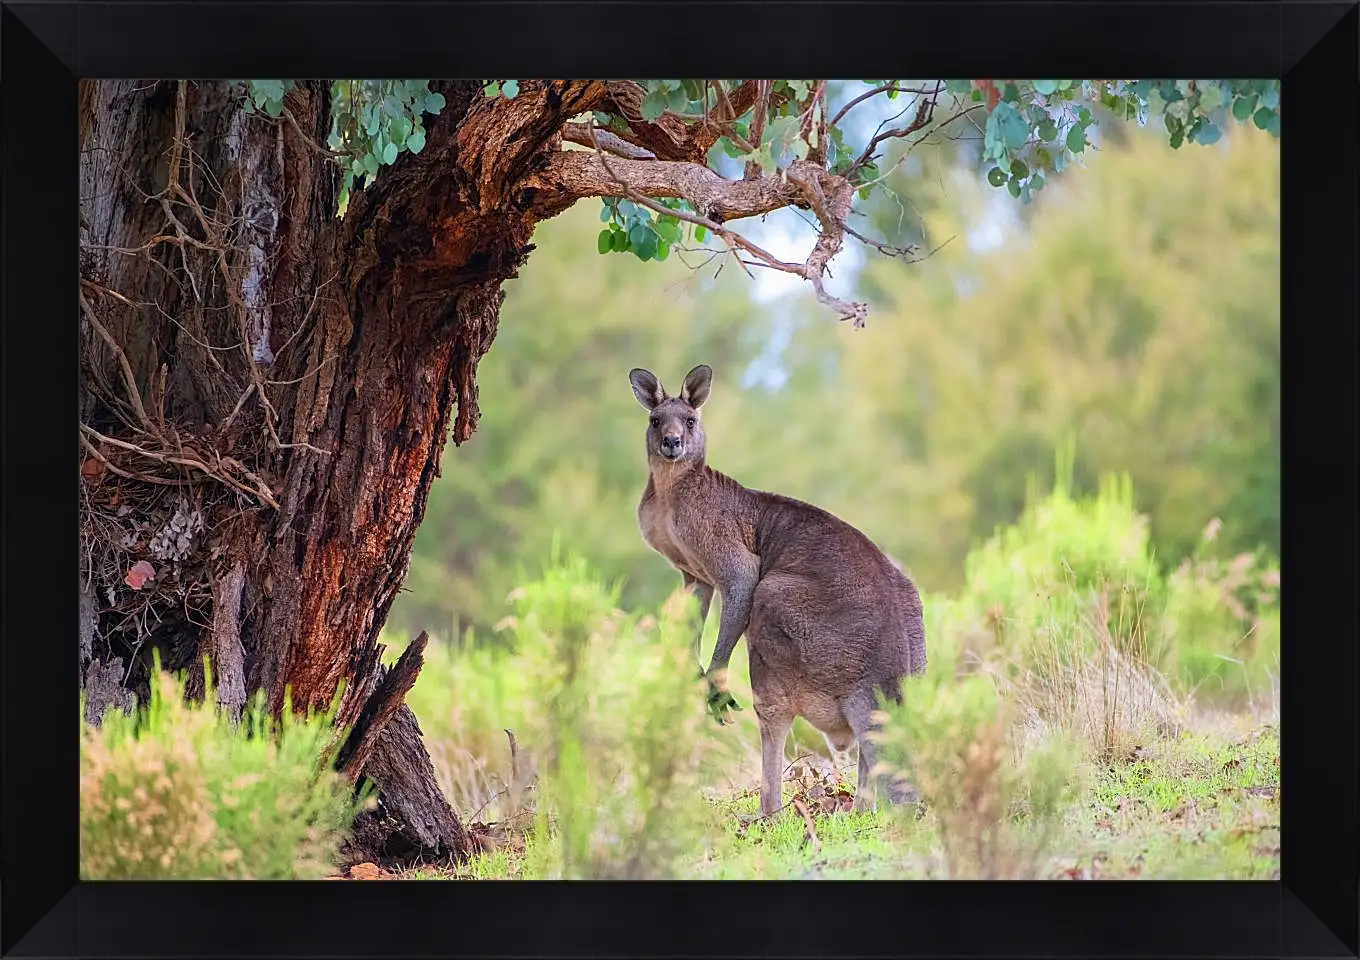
629;364;927;817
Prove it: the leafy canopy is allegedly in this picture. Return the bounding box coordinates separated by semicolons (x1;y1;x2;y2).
233;79;1281;311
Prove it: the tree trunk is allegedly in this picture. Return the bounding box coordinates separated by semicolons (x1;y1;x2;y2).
78;78;604;864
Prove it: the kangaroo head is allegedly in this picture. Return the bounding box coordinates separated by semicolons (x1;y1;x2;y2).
628;364;712;466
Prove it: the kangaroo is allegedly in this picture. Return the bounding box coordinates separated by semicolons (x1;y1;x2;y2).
628;363;927;817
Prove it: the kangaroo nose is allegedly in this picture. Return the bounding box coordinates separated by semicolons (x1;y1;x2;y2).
661;435;682;455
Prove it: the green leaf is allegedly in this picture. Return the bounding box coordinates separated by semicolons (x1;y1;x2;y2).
1007;176;1021;198
653;217;680;243
1037;118;1058;141
597;229;613;255
263;98;284;119
382;141;398;165
1232;93;1258;121
987;166;1009;187
1264;110;1281;137
1034;147;1053;170
1253;106;1273;130
695;224;708;243
406;127;426;155
1032;80;1059;96
502;79;520;99
424;91;446;114
666;85;691;113
945;79;972;95
997;102;1029;149
634;230;658;261
1169;127;1185;149
1192;119;1221;145
1197;83;1224;113
1066;123;1086;153
640;91;666;121
1002;82;1021;103
390;116;411;146
363;152;380;176
1057;79;1073;90
484;81;500;98
611;228;628;252
1259;85;1279;110
600;203;613;223
655;240;670;261
1009;159;1029;180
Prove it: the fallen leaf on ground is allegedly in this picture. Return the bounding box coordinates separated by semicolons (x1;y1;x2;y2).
124;560;156;589
349;862;380;880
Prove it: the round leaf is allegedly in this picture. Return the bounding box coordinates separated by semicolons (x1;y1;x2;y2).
382;141;398;165
597;229;613;254
987;166;1008;187
406;127;426;155
1232;93;1258;122
1032;80;1059;96
503;79;520;99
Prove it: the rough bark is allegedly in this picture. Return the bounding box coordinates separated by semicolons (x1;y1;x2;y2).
78;79;605;864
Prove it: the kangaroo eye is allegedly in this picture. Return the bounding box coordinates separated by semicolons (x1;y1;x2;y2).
649;417;660;428
685;417;696;428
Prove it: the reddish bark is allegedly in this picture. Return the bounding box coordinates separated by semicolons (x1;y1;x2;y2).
78;79;605;862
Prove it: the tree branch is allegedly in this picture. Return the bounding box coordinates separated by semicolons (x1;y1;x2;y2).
525;150;799;224
337;631;430;780
848;85;941;176
533;124;868;326
562;122;656;160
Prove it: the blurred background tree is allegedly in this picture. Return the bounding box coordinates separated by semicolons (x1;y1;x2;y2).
392;94;1278;645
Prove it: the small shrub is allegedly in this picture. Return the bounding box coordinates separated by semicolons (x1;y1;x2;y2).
995;585;1185;762
963;444;1166;669
869;676;1080;879
81;663;368;880
504;546;735;879
1161;519;1281;706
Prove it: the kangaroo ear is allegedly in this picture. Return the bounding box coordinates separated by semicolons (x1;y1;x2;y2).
680;364;712;409
629;368;666;410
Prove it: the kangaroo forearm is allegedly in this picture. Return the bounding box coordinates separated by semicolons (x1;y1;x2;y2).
683;576;715;663
685;577;714;621
708;592;753;672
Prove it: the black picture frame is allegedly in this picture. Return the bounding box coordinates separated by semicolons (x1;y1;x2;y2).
3;1;1354;956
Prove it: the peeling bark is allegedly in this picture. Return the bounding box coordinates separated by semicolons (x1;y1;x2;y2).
209;562;247;722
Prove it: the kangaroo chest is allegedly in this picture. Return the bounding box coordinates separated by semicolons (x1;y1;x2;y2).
638;490;707;581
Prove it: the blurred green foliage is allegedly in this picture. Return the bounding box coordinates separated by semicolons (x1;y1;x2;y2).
80;659;368;880
386;470;1279;878
394;115;1278;643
